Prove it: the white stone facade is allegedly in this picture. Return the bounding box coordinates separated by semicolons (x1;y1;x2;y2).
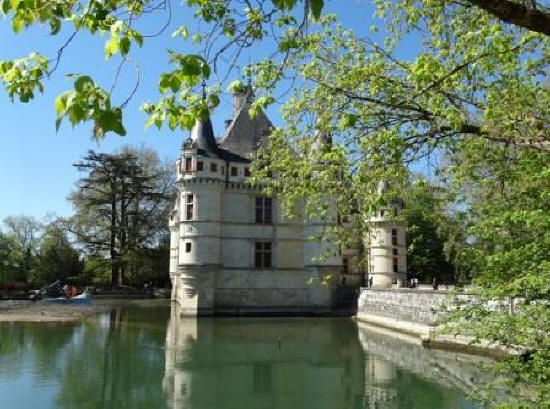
169;89;406;315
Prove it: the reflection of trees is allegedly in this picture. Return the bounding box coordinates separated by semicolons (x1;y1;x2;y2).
1;305;483;409
54;307;169;409
0;321;76;382
1;303;171;409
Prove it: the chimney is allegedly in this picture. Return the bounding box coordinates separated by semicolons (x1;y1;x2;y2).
232;85;253;116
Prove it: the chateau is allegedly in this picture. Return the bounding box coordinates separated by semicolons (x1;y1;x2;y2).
169;87;406;316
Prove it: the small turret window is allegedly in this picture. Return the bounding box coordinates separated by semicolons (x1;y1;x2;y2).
197;161;203;171
185;157;192;172
185;242;192;253
185;194;194;220
391;228;397;246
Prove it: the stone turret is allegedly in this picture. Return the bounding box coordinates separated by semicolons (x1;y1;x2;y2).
367;181;407;288
172;114;225;316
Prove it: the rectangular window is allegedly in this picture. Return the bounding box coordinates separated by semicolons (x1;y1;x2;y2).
185;194;194;220
343;258;349;274
393;257;398;273
244;167;251;177
197;161;203;171
185;157;192;171
255;242;272;269
255;197;272;224
185;242;192;253
210;163;217;172
391;228;398;246
392;248;398;255
231;166;238;176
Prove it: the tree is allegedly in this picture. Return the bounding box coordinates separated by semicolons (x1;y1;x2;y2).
1;1;549;405
35;225;83;285
441;139;550;405
0;0;547;143
403;179;456;284
0;232;24;283
69;146;174;287
2;215;42;282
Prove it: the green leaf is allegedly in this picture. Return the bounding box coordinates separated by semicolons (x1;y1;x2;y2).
74;76;93;93
12;16;24;33
120;36;130;56
1;0;9;16
227;80;245;93
54;93;67;116
50;18;61;35
104;37;119;59
310;0;323;19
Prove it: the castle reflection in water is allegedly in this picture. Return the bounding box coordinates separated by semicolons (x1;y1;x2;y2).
162;305;485;409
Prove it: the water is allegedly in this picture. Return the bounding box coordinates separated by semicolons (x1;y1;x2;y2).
0;301;484;409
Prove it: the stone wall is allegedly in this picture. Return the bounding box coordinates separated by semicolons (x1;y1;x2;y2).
356;288;479;337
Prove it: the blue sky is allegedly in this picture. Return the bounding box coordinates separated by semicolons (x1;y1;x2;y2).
0;1;414;222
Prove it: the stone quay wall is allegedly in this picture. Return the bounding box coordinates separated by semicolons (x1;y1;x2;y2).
356;288;478;337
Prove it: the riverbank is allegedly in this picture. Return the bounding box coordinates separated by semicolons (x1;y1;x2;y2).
0;298;169;322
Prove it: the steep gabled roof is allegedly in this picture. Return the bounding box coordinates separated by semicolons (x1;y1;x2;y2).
218;89;273;159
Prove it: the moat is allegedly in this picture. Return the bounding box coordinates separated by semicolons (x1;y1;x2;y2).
0;301;484;409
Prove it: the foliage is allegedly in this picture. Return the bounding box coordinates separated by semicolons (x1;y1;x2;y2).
1;0;550;405
441;140;550;406
0;232;24;283
1;215;42;283
402;178;456;283
69;146;174;287
35;225;83;284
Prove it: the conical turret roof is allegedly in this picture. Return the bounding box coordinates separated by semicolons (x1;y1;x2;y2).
191;116;219;156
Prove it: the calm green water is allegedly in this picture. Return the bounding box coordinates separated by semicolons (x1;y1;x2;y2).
0;301;483;409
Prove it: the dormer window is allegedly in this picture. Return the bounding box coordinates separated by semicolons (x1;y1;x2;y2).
197;161;203;171
210;163;217;172
244;167;251;177
231;167;238;176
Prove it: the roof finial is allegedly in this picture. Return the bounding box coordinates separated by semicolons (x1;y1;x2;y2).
201;80;207;100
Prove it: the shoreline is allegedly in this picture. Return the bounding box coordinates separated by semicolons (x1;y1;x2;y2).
0;298;169;323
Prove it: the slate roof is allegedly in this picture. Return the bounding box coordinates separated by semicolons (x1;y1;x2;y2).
190;117;219;156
